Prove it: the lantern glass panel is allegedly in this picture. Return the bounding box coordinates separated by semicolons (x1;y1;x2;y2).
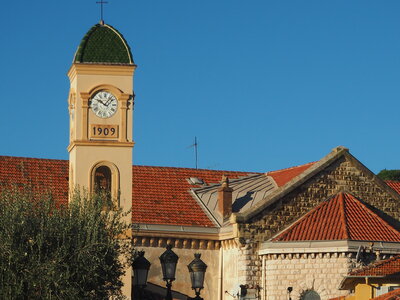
190;271;205;289
162;261;177;280
133;268;149;287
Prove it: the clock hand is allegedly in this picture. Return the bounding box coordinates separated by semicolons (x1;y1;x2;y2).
93;99;106;106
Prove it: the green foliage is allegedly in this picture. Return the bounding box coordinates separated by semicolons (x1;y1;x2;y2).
0;187;132;300
377;169;400;181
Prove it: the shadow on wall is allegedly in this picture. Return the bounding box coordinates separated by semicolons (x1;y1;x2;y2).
137;282;189;300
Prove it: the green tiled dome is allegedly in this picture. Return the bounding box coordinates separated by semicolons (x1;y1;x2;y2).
73;23;134;64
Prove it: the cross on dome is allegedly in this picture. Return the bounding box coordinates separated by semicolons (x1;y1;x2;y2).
96;0;108;24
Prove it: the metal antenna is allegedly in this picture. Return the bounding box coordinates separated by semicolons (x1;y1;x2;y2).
188;137;199;169
194;137;198;169
96;0;108;24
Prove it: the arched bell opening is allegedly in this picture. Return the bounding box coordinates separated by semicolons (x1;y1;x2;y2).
90;162;120;209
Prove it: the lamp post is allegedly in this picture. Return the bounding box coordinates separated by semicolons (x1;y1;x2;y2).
132;251;151;300
159;244;179;300
187;253;207;300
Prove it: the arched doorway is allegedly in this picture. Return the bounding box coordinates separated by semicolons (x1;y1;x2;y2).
301;290;321;300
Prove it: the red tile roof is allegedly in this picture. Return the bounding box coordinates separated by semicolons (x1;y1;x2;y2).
0;156;69;207
0;156;252;227
266;162;316;187
372;287;400;300
272;192;400;242
350;255;400;277
132;165;252;227
386;181;400;195
1;156;398;229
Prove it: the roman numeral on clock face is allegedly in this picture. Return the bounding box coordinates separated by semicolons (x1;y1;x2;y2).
91;91;118;119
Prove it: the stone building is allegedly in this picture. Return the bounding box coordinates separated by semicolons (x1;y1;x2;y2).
0;21;399;300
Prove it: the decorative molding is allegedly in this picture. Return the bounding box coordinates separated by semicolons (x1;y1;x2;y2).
67;140;134;152
131;236;244;250
68;90;76;110
68;63;136;80
133;236;222;250
260;240;400;255
263;252;352;260
80;93;90;140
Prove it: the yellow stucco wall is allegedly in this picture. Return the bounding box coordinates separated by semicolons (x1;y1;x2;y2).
68;63;135;299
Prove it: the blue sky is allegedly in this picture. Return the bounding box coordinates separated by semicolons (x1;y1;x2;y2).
1;1;399;173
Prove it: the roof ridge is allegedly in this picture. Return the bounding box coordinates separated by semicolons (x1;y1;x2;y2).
238;146;350;221
104;24;134;64
339;193;350;240
347;193;400;240
271;191;400;242
0;156;258;174
271;195;333;241
193;173;265;192
266;161;316;175
133;164;258;173
0;155;68;163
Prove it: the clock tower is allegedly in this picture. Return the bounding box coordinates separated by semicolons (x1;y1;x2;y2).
67;22;135;297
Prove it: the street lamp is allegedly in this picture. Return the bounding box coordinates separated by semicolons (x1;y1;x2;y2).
132;251;151;299
159;244;179;300
187;253;207;300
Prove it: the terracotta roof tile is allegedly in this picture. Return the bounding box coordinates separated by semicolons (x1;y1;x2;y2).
0;157;254;227
0;156;69;207
273;192;400;242
350;255;400;277
266;162;316;187
132;165;252;227
386;181;400;195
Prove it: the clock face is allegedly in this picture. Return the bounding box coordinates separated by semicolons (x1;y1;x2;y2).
91;91;118;118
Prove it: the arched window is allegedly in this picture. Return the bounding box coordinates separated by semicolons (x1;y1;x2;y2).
94;165;112;201
301;290;320;300
91;162;120;208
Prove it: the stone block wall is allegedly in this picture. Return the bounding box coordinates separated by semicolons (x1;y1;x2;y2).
234;240;262;293
241;156;400;243
262;252;351;300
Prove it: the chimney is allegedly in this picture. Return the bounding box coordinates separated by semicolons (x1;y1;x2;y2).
218;175;233;219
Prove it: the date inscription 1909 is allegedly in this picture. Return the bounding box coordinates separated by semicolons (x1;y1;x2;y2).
90;124;119;139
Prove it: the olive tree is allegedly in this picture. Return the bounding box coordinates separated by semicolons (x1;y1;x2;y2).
0;187;132;300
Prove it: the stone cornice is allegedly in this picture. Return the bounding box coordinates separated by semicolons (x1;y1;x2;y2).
259;240;400;255
132;235;241;250
132;223;242;249
133;236;221;250
67;140;134;152
67;63;136;80
134;223;235;239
